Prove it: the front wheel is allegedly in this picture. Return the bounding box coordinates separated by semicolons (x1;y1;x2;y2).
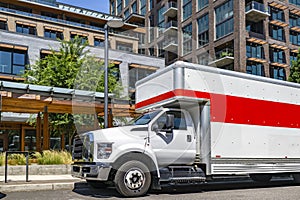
114;160;151;197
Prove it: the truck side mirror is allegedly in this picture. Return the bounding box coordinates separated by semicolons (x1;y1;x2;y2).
152;123;159;133
166;114;174;130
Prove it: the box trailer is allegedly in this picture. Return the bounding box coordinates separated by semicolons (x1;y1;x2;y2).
72;61;300;197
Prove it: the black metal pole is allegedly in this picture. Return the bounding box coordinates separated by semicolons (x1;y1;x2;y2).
5;152;8;183
26;152;29;182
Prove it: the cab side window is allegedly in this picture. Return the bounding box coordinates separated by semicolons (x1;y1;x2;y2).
166;111;187;130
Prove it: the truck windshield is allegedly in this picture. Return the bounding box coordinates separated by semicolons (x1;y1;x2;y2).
130;110;161;125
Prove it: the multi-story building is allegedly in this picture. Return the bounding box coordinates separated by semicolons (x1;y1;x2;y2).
111;0;300;80
0;0;164;151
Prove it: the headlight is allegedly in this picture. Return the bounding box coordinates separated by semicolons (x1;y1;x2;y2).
97;143;113;159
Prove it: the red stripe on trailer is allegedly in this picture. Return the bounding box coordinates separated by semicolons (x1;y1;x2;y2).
136;89;300;129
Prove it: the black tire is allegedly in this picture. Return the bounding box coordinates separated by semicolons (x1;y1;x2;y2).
114;160;151;197
292;173;300;183
250;174;272;182
86;180;108;188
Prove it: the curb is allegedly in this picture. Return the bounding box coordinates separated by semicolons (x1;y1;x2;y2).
0;182;76;193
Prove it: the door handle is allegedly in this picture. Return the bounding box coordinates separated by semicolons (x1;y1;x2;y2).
187;135;192;142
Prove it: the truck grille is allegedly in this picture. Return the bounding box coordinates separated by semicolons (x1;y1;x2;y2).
72;133;94;161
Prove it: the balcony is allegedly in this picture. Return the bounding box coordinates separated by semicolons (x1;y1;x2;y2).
125;13;145;26
245;1;269;22
208;48;234;67
164;21;178;36
163;37;178;52
163;2;178;18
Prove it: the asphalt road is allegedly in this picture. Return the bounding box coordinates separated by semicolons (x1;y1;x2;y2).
1;178;300;200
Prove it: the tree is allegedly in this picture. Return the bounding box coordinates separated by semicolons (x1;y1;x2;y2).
24;36;121;149
288;49;300;83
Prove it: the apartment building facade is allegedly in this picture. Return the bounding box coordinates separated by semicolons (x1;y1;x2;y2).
111;0;300;81
0;0;164;152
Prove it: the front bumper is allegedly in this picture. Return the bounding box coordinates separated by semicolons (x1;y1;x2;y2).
71;162;112;181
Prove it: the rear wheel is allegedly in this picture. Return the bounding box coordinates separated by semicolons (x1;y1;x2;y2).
250;174;272;182
114;160;151;197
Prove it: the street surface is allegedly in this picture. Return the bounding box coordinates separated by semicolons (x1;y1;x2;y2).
1;177;300;200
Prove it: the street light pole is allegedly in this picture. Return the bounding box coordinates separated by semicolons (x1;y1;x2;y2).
104;24;109;129
104;18;124;129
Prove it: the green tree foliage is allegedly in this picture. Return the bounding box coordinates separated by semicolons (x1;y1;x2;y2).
24;36;122;147
288;49;300;83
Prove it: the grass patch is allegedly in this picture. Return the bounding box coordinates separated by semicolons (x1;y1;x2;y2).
33;150;72;165
0;153;4;166
7;154;26;165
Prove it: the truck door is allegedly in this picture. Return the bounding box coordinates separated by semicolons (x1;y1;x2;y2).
149;110;196;166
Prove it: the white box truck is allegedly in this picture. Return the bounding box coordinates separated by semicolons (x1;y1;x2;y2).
72;61;300;197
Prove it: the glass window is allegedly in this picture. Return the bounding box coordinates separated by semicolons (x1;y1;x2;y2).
44;29;63;40
116;42;133;52
158;6;165;37
246;43;264;59
124;9;130;18
290;52;298;66
16;23;36;35
290;14;300;27
198;52;209;65
129;66;156;90
270;48;286;64
125;0;130;7
0;21;7;30
269;25;284;41
270;66;286;80
182;23;193;55
132;1;137;13
111;0;116;15
270;7;285;22
215;0;234;39
198;0;208;11
0;48;27;75
117;0;123;14
290;0;300;6
94;38;107;47
140;0;146;15
183;0;192;20
71;34;88;44
246;61;265;76
198;13;209;47
290;31;300;45
154;111;187;130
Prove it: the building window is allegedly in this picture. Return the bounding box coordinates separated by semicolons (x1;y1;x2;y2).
198;0;208;11
158;6;165;37
182;23;193;55
183;0;192;21
290;0;300;6
16;23;36;35
269;25;284;41
290;14;300;27
269;7;285;22
140;0;146;15
70;34;88;44
94;38;107;47
41;11;58;19
132;1;137;13
149;0;153;10
158;41;165;58
246;43;264;59
0;20;7;30
290;52;298;66
117;0;123;14
198;13;209;47
246;21;264;35
270;66;286;80
124;9;130;18
129;66;156;90
125;0;130;7
246;61;265;76
290;31;300;45
0;47;27;75
197;52;209;65
215;0;234;39
117;42;133;52
270;48;286;64
44;29;63;40
111;0;116;15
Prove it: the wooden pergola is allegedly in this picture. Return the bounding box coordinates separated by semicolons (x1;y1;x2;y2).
0;81;136;151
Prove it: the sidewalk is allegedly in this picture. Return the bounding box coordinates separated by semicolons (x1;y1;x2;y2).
0;175;85;193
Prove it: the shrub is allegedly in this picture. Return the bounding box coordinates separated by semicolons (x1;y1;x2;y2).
33;150;72;165
8;154;26;165
0;153;4;166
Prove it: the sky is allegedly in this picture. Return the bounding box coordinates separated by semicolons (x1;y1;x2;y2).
57;0;109;13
